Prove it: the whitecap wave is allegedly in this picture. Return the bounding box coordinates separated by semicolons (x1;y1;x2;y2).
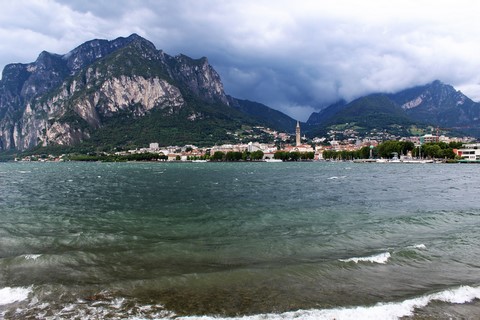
411;244;426;250
327;176;346;180
0;286;32;305
24;254;42;260
339;252;391;264
7;285;480;320
177;285;480;320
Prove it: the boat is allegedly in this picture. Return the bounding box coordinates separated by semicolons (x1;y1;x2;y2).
389;152;401;163
264;159;282;162
402;159;434;164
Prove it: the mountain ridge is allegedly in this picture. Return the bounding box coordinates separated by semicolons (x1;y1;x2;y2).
0;34;297;152
306;80;480;137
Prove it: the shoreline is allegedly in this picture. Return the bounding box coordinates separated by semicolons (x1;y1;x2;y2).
3;284;480;320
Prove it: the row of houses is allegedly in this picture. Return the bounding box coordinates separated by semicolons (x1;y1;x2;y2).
117;131;478;162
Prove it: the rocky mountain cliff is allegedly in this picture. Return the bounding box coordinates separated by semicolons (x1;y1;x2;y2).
0;34;253;151
388;80;480;130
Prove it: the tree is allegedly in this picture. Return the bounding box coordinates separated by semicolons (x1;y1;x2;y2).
449;141;463;149
377;140;414;158
323;150;337;160
251;150;264;160
302;152;315;160
211;151;225;161
422;144;442;158
358;146;372;159
225;151;242;161
289;151;301;161
274;151;288;160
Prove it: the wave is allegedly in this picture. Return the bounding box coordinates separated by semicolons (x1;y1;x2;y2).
410;244;426;250
23;254;42;260
7;285;480;320
177;285;480;320
339;252;391;264
339;244;426;265
327;176;347;180
0;286;32;305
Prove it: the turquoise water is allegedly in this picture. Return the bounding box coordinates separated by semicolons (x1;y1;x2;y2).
0;161;480;319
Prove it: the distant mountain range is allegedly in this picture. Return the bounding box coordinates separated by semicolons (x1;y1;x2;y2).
307;80;480;137
0;34;478;153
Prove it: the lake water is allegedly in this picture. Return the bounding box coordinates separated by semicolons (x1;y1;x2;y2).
0;161;479;319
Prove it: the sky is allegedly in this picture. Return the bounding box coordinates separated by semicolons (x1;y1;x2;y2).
1;0;480;121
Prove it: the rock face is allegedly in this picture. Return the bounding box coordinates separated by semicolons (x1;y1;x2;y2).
0;34;229;151
389;80;480;128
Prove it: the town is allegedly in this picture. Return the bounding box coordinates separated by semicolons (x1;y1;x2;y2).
16;122;480;163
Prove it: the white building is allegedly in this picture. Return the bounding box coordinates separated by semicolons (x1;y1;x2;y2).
457;144;480;161
247;142;277;153
149;143;159;150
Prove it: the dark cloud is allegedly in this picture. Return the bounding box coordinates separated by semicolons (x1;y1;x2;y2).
2;0;480;120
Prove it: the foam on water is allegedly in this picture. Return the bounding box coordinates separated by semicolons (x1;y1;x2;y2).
177;285;480;320
10;289;175;320
411;244;427;250
327;175;347;180
6;286;480;320
23;254;41;260
339;252;391;264
0;286;31;305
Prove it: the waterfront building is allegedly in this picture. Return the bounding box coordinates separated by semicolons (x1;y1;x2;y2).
456;143;480;161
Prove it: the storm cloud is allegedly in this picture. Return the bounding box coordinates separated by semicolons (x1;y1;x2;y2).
2;0;480;120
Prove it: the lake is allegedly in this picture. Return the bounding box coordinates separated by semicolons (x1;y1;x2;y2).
1;161;479;319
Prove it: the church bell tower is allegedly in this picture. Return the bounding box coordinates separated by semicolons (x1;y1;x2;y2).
296;121;301;146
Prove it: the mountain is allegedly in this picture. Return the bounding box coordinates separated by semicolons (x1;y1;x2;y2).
307;99;347;126
388;80;480;131
227;97;297;133
307;94;415;137
0;34;297;152
306;81;480;138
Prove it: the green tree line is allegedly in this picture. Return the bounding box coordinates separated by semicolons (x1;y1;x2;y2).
210;150;265;161
322;147;371;160
416;142;462;159
322;141;463;160
273;151;315;161
67;152;167;162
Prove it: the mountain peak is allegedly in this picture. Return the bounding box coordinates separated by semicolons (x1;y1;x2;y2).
387;80;479;130
126;33;142;40
122;33;157;51
1;34;274;151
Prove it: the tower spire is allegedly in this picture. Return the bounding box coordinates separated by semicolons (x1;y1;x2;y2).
296;121;301;147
